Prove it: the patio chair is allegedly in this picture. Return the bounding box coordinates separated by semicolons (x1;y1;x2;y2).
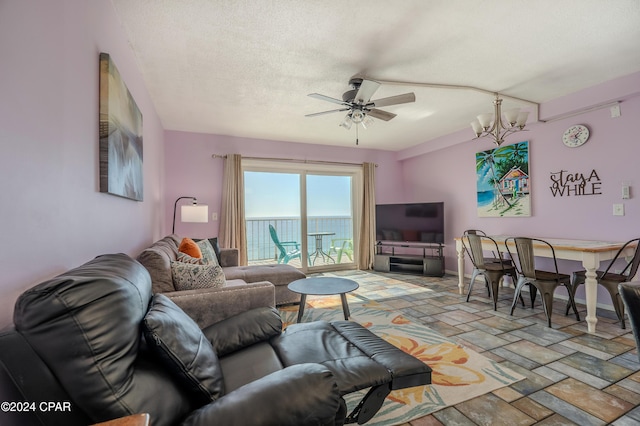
462;233;517;311
565;237;640;329
506;237;579;328
269;224;301;265
329;238;353;263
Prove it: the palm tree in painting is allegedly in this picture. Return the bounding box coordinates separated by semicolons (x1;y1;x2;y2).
476;148;512;209
494;142;528;177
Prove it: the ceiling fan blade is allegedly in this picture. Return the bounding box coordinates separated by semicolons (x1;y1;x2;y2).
369;92;416;108
367;109;396;121
354;79;381;104
305;108;351;117
308;93;350;106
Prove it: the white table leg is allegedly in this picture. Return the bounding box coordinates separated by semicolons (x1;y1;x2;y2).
583;255;599;333
456;240;465;295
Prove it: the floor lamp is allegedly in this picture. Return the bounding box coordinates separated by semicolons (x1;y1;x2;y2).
172;196;209;234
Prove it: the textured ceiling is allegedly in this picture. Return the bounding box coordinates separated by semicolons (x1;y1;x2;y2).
111;0;640;151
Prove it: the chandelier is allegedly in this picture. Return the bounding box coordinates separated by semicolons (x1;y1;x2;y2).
470;94;530;146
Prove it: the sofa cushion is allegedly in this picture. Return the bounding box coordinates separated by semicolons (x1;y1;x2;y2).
13;254;195;426
171;261;226;291
143;294;225;406
207;237;222;262
137;236;181;293
179;238;203;259
224;264;305;286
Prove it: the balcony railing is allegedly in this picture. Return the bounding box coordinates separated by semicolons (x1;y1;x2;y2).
246;216;353;263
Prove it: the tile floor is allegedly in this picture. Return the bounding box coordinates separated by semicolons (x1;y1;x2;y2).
313;270;640;426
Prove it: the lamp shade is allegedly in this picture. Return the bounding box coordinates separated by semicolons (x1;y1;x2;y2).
181;204;208;223
503;108;521;125
476;113;493;128
516;111;530;127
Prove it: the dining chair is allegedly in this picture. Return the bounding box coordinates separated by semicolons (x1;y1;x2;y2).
506;237;579;328
565;237;640;329
268;224;302;264
462;229;512;265
462;233;517;311
618;281;640;362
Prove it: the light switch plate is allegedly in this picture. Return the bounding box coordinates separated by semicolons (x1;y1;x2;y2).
613;204;624;216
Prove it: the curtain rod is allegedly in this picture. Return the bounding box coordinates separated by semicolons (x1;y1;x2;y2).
211;154;377;167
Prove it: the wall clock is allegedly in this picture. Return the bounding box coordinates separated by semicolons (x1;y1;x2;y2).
562;124;590;148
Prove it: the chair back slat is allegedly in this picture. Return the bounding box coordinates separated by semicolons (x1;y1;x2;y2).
465;233;486;269
514;238;536;279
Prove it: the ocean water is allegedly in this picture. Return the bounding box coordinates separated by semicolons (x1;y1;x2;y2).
477;190;495;207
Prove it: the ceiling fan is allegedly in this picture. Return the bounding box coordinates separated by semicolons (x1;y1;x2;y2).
306;77;416;134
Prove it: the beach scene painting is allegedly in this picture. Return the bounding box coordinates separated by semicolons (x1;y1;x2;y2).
476;141;530;217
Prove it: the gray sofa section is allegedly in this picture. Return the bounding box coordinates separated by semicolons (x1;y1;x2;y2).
136;235;304;320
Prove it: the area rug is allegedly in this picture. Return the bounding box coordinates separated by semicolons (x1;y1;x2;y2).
278;299;524;426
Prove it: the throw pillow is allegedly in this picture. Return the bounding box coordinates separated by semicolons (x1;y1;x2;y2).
207;237;221;262
176;252;205;265
196;239;219;266
142;294;225;405
178;237;202;259
171;261;226;291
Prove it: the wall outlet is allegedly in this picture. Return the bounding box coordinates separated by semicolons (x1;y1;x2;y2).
211;212;218;221
613;204;624;216
622;184;630;199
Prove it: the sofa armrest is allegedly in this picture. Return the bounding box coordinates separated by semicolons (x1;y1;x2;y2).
219;248;238;267
163;282;275;328
181;364;343;426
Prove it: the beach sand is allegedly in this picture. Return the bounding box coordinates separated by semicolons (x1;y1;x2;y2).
477;194;531;217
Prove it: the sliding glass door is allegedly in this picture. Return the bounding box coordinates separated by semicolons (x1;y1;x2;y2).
243;160;360;272
244;171;302;267
306;174;354;267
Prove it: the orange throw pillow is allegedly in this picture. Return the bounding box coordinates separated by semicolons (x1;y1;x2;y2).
178;237;203;259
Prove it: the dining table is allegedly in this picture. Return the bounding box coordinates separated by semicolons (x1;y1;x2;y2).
454;236;637;333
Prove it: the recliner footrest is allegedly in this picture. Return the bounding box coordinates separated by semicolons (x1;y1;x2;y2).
270;320;432;423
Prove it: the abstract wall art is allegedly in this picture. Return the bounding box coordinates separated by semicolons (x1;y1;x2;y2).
99;52;143;201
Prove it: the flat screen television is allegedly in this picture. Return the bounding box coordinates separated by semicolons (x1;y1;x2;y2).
375;202;444;244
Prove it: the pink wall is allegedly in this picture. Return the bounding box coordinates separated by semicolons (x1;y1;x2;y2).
164;132;404;238
0;1;166;327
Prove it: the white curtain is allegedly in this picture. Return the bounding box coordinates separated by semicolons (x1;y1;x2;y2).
219;154;248;265
358;162;376;269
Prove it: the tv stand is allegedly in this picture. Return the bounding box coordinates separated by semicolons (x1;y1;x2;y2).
373;242;444;277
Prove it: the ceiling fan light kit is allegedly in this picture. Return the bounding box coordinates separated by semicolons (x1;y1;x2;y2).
470;95;530;146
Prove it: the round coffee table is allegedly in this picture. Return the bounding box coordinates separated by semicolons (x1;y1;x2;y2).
288;277;359;323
